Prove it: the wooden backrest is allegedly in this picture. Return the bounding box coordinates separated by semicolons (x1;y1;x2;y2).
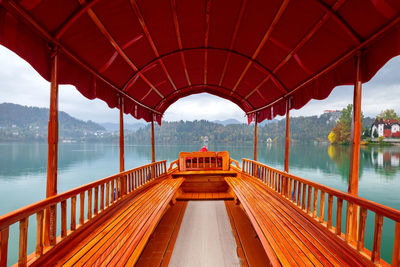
178;151;230;171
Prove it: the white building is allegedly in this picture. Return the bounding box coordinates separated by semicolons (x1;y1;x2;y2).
371;119;400;137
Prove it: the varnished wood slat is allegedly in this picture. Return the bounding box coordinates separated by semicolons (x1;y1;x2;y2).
61;200;67;238
327;194;333;229
36;210;44;256
71;196;76;231
94;187;99;216
226;177;340;266
88;189;92;220
312;188;318;217
319;192;325;223
0;227;9;267
336;198;343;235
371;214;384;263
80;192;85;225
100;184;105;211
81;179;184;266
357;207;367;251
18;217;29;267
393;222;400;267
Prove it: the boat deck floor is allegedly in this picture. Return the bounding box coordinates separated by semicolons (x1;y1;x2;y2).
137;200;270;266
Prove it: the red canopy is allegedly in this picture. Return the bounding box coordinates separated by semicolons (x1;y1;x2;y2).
0;0;399;124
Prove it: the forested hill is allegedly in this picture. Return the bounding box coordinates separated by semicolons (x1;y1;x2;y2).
125;112;353;145
0;103;105;141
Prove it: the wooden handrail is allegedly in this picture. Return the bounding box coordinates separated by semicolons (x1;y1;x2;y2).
230;158;240;169
168;159;178;171
242;158;400;265
0;160;167;266
242;159;400;222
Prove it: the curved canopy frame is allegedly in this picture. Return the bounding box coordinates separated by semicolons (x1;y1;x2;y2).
0;0;400;124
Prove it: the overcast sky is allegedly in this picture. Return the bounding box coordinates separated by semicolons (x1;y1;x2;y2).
0;44;399;124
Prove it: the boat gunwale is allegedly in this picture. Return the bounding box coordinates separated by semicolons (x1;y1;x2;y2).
0;160;167;230
242;158;400;223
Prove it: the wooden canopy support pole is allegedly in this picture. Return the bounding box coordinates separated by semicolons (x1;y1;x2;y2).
119;97;125;172
44;48;59;246
254;114;258;161
284;99;290;173
119;96;125;195
151;116;155;179
151;117;155;163
348;52;362;241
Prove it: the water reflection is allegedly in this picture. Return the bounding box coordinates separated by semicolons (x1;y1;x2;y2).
369;146;400;178
0;143;104;178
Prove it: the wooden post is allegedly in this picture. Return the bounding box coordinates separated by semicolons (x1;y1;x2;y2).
119;97;125;172
151;117;155;163
119;96;125;195
151;116;155;179
254;114;258;161
348;52;362;241
284;99;290;173
44;49;58;246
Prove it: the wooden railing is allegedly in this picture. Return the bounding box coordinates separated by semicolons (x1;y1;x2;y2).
0;161;167;267
242;159;400;266
178;151;230;171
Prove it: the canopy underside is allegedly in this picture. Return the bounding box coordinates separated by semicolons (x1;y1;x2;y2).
0;0;400;124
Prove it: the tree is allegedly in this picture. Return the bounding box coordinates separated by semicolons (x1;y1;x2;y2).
377;109;399;121
328;131;336;144
328;104;364;144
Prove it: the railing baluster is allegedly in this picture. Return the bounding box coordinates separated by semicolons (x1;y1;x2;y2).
88;189;92;220
94;186;98;216
71;196;76;231
307;186;312;214
1;227;9;266
313;188;318;217
319;192;325;223
61;200;67;238
100;184;105;211
106;181;110;207
297;182;301;206
111;179;115;203
357;207;367;251
49;204;56;246
393;222;400;267
18;217;28;266
36;210;44;256
371;214;384;263
290;180;297;203
80;192;85;225
0;227;9;267
345;202;354;242
336;198;343;235
302;184;306;210
327;194;333;229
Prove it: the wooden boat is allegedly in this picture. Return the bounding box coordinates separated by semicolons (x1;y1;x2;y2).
0;0;400;266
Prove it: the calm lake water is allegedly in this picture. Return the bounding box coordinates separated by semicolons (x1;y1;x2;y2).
1;142;399;265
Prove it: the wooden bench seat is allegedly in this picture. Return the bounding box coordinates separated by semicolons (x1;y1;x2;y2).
53;177;184;266
225;176;374;267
